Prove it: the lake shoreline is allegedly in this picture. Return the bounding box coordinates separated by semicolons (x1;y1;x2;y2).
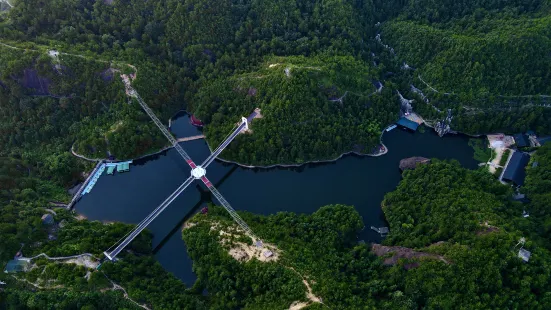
71;109;486;171
74;117;481;285
207;128;389;169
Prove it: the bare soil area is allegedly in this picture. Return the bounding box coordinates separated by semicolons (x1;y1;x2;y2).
371;243;449;266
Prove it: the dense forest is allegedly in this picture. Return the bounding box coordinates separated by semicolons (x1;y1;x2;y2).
523;143;551;249
195;55;394;164
180;159;551;309
0;156;206;308
381;6;551;135
0;43;167;174
3;157;550;308
1;0;548;165
380;160;551;308
2;0;551;308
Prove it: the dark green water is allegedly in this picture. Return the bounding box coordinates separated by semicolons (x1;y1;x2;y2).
76;114;478;285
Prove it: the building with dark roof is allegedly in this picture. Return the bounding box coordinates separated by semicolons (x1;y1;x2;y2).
514;134;529;148
396;117;419;131
502;151;530;186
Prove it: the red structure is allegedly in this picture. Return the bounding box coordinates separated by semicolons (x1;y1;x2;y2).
200;176;212;187
190;115;204;127
186;160;197;169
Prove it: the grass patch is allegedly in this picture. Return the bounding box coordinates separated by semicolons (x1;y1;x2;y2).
499;149;511;166
469;139;492;162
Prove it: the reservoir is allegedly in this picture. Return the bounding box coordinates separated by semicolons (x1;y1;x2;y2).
75;113;479;286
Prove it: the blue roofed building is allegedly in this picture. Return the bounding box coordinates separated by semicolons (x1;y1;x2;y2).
396;117;419;131
502;151;530;186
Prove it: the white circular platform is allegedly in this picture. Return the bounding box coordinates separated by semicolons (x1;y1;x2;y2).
191;166;206;179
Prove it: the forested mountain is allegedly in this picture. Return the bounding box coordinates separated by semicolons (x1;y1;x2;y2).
381;160;551;308
194;55;393;164
1;0;550;164
380;4;551;135
179;161;551;309
2;0;551;308
0;43;168;187
524;143;551;248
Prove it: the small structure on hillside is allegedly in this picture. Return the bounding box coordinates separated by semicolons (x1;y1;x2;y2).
396;117;419;131
190;115;204;127
399;157;430;171
41;214;54;225
514;134;529;148
518;248;531;263
4;260;30;273
502;151;530;186
59;219;68;228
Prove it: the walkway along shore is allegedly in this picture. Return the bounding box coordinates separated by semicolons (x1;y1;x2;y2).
206;129;389;169
69;111;495;171
69;121;388;170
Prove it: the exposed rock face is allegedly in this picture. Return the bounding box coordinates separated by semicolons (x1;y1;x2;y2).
435;109;453;137
22;69;52;95
371;243;449;268
399;157;431;171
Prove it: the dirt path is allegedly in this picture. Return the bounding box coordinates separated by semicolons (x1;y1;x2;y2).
2;0;14;8
199;222;325;309
15;250;149;309
286;267;325;310
48;201;69;208
11;276;64;290
23;253;100;269
71;144;104;162
102;273;151;310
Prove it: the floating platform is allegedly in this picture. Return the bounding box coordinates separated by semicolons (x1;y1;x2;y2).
105;161;132;175
106;166;116;175
117;162;130;172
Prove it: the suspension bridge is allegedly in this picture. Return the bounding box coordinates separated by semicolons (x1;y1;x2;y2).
103;78;259;262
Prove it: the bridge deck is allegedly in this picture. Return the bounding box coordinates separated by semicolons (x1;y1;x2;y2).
176;135;205;142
